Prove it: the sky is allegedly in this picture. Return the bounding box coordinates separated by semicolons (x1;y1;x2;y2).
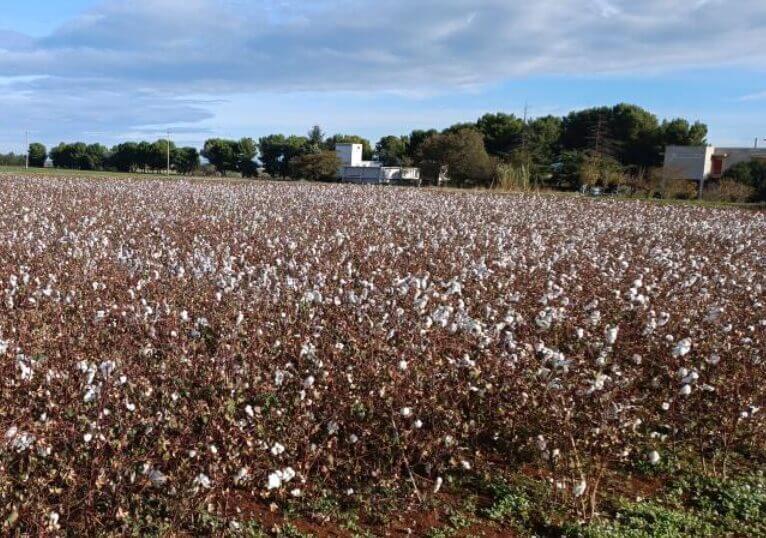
1;0;765;152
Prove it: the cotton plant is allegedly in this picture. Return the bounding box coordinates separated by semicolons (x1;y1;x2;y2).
0;176;763;531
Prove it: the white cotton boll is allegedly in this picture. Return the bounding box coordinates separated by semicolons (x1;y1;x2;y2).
573;479;587;497
125;401;136;412
303;376;315;389
99;360;116;379
83;386;97;403
281;467;296;482
414;419;423;429
0;339;8;355
47;511;60;531
398;360;408;371
244;405;255;418
681;371;699;385
194;473;212;489
5;426;18;441
605;325;619;345
274;370;285;386
267;472;282;490
632;354;643;365
661;402;670;411
679;384;692;396
673;338;692;357
83;432;93;443
649;451;661;465
291;488;302;497
401;407;412;417
434;476;443;494
235;467;249;485
209;444;218;455
575;328;584;339
706;354;721;366
236;312;244;325
180;310;189;322
460;460;471;470
271;443;285;456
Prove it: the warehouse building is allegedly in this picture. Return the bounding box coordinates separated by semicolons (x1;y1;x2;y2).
664;145;766;182
336;143;421;185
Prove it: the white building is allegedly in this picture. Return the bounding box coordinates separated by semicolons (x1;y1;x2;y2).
336;143;420;185
664;145;766;182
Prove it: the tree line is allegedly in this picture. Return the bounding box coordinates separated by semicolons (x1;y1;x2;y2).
12;103;766;201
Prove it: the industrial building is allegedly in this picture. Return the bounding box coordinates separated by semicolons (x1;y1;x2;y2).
663;145;766;182
336;143;420;185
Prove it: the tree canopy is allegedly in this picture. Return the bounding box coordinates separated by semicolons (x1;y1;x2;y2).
28;143;47;168
418;128;494;187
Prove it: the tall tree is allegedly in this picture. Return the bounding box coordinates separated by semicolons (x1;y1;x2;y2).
307;125;325;150
148;139;176;172
236;137;258;178
375;135;409;166
201;138;237;176
258;135;309;178
27;143;47;168
660;118;708;146
476;113;525;157
417;128;494;187
407;129;438;160
290;151;341;182
172;147;200;175
109;142;140;172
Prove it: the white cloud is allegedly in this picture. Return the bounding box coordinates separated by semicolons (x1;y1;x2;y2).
0;0;765;147
739;91;766;102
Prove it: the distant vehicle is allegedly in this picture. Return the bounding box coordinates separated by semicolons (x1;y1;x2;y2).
580;185;604;197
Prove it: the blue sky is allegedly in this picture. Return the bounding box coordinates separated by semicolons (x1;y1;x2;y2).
1;0;765;152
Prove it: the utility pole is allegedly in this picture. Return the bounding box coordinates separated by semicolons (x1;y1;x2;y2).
25;131;29;169
166;129;171;176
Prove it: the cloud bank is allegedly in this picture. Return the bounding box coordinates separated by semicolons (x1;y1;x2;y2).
1;0;765;146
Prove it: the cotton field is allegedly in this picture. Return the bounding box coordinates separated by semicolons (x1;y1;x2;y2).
0;176;764;533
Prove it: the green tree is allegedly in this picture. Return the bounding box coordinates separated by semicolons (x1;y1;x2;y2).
258;134;309;178
407;129;438;160
441;122;477;136
561;103;665;169
109;142;140;172
723;159;766;202
135;141;153;171
0;153;25;166
50;142;106;170
28;143;47;167
418;128;494;187
172;147;200;175
201;138;238;176
148;139;176;172
476;113;525;157
307;125;325;149
660;118;708;146
290;151;341;182
375;135;409;166
235;137;258;178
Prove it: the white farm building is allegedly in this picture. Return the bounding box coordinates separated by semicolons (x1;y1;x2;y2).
336;143;421;185
664;145;766;182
